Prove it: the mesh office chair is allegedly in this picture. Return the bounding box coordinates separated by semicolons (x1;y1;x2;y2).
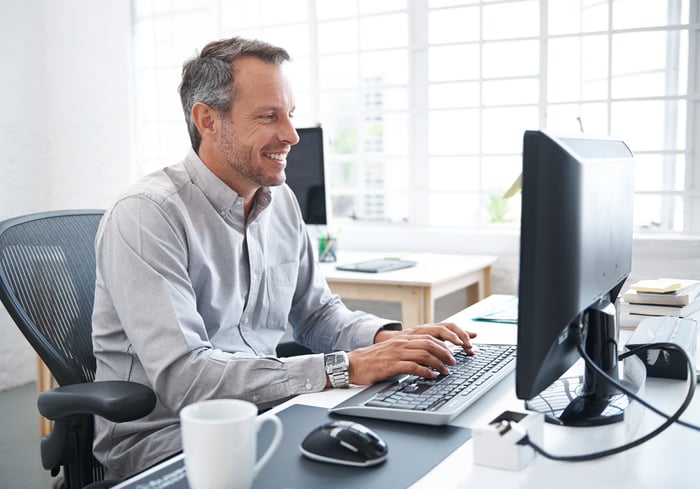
0;210;156;489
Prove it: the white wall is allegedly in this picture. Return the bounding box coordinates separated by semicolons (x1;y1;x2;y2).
0;0;133;390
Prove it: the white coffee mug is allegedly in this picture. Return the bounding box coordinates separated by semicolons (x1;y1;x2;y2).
180;399;283;489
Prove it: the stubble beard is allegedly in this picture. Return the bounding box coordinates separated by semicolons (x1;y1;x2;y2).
219;120;285;188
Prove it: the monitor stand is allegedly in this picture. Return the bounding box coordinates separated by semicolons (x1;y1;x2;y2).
525;299;645;427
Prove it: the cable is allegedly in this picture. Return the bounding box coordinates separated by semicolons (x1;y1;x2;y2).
516;329;697;462
617;343;699;431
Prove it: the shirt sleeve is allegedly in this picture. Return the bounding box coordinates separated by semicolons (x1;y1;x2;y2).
94;195;327;412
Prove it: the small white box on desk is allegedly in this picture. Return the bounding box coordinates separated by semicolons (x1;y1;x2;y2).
473;410;544;470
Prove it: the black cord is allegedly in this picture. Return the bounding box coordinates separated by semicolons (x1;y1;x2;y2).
617;343;699;431
518;330;696;462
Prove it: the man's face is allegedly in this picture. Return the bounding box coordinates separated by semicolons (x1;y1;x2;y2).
217;56;299;192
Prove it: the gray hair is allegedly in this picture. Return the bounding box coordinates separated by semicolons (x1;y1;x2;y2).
178;37;290;152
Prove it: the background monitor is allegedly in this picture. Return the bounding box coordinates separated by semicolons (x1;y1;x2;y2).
515;130;635;426
285;126;327;225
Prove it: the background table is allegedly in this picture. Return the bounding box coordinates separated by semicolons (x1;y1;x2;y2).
319;252;497;326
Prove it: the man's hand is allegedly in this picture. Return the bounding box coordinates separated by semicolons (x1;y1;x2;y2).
346;323;477;386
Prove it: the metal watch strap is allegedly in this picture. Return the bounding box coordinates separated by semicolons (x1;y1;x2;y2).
325;351;350;388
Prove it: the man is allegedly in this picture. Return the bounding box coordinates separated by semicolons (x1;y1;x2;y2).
92;36;476;479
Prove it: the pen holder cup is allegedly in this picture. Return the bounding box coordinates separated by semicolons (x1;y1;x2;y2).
318;236;337;262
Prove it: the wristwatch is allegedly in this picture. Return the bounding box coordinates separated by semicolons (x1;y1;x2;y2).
324;351;350;388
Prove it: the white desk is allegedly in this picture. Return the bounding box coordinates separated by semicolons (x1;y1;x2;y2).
117;296;700;489
319;252;497;326
278;296;700;488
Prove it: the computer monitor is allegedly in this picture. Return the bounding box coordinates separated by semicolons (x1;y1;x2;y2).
515;130;636;426
285;126;328;225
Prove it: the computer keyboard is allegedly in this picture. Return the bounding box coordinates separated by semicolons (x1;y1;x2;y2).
329;344;517;425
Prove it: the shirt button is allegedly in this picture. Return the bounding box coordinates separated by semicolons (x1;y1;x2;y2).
252;394;260;402
305;380;313;390
220;209;226;216
243;317;249;324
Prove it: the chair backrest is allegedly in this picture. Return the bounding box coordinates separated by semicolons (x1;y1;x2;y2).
0;210;104;386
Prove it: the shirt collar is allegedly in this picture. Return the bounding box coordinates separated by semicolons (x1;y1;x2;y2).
182;148;273;219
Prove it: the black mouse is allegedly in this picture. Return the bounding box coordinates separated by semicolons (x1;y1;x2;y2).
300;420;388;467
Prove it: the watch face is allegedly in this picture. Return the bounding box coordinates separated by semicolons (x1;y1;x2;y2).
326;353;341;368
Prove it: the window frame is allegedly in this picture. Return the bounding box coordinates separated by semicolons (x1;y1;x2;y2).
130;0;700;236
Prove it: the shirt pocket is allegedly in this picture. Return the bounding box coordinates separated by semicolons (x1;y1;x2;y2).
263;261;298;329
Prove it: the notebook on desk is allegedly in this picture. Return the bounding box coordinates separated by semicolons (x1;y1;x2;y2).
335;258;417;273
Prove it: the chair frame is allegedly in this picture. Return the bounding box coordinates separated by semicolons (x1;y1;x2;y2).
0;210;156;489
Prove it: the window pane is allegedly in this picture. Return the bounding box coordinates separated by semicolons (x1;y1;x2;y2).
429;192;480;226
482;40;539;78
634;153;686;192
429;0;479;7
429;82;480;109
263;24;310;56
369;113;409;155
429;44;480;81
382;158;410;190
483;1;539;40
359;0;407;14
428;6;480;44
383;191;410;222
221;0;261;29
545;102;608;134
611;100;685;152
613;0;686;30
132;0;697;232
429;110;480;155
260;0;308;24
317;1;357;20
482;155;522;195
319;54;358;89
286;57;311;92
372;87;409;111
634;194;684;232
318;19;358;53
548;35;609;102
482;78;539;106
612;30;687;97
360;13;408;50
360;49;409;85
548;0;609;35
482;107;539;154
320;89;361;116
429;157;481;191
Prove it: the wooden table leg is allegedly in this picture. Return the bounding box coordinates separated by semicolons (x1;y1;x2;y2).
36;356;53;436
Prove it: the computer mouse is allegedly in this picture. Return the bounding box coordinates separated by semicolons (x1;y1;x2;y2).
300;420;388;467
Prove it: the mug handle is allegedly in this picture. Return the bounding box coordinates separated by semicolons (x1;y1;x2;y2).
254;414;283;476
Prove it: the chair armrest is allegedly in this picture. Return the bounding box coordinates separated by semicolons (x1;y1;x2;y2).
276;340;314;357
38;380;156;423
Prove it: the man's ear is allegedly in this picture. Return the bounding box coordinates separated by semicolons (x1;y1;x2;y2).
191;102;218;141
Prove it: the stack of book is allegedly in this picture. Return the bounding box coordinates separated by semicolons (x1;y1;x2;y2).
619;278;700;329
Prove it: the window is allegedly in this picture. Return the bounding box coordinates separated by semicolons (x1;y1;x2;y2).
131;0;700;234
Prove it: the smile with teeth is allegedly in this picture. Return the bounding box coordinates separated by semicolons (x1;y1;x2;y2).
264;152;286;161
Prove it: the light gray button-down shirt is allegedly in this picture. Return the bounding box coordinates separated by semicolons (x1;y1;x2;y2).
92;149;399;478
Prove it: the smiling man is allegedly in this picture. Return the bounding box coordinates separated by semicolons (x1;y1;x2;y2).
91;37;475;480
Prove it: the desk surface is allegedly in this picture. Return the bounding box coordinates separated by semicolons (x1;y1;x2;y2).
319;251;497;287
286;295;700;489
117;295;700;489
